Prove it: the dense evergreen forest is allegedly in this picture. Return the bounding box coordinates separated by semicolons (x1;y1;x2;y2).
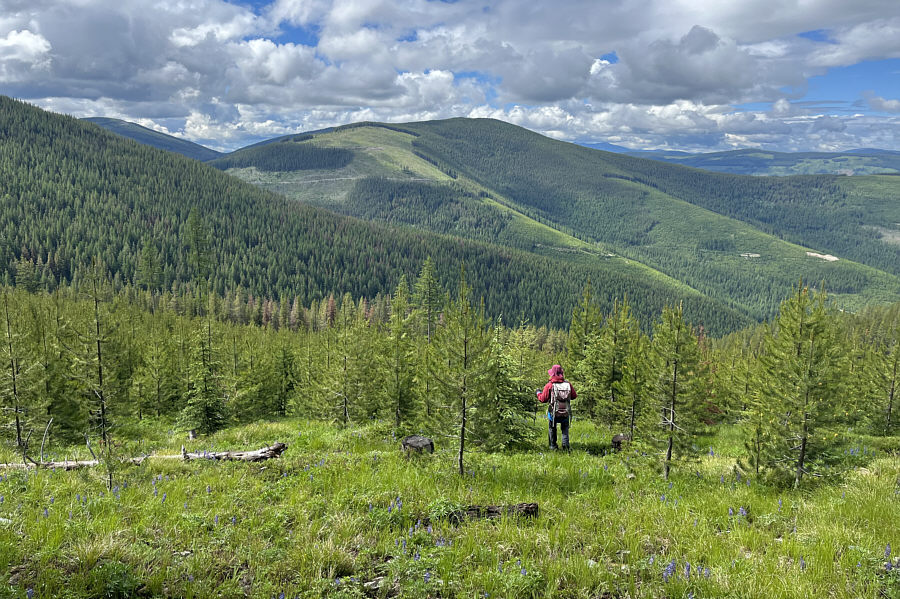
0;97;749;333
208;140;353;172
2;271;896;487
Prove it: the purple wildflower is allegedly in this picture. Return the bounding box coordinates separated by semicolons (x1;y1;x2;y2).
663;559;676;582
402;539;407;551
800;557;806;571
231;516;236;525
43;508;48;518
414;551;420;561
214;515;219;525
161;493;166;504
424;571;431;583
26;589;34;599
739;507;747;517
704;567;710;578
778;498;782;511
427;524;432;534
728;507;734;517
685;562;691;579
887;544;892;559
520;568;527;576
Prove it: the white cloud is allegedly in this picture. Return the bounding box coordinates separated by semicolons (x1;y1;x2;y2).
5;0;900;151
867;95;900;113
0;29;51;80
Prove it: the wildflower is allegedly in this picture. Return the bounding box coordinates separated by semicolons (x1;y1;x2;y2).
704;567;710;578
887;544;892;559
161;493;166;504
739;507;747;517
709;447;715;456
887;562;894;572
215;515;219;525
520;568;527;575
206;485;211;494
154;487;158;497
778;498;782;511
279;593;285;599
663;559;676;582
26;589;34;599
424;571;431;583
50;497;54;504
720;475;724;484
427;524;433;534
648;555;654;565
685;562;691;579
498;564;503;573
800;557;806;571
661;495;666;503
402;539;406;551
414;551;420;561
231;516;236;525
43;508;48;518
184;501;188;509
728;507;734;517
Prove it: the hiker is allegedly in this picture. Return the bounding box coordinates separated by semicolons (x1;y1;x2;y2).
537;364;577;450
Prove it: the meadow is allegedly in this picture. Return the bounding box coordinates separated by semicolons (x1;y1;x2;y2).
1;418;898;599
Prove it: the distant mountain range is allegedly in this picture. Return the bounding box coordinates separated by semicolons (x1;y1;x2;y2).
71;108;900;329
576;143;900;176
84;117;223;162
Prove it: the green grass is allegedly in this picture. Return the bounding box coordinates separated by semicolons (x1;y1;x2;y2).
1;419;898;598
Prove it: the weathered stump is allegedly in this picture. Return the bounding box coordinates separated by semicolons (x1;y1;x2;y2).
448;502;539;524
401;435;434;454
611;434;631;452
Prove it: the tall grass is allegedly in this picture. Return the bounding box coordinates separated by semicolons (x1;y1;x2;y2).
0;419;897;598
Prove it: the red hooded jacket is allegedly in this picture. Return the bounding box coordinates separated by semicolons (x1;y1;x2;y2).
538;375;577;404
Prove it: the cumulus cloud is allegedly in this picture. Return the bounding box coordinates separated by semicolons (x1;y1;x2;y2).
4;0;900;151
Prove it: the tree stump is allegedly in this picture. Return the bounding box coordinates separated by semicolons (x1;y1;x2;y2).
401;435;434;454
611;434;631;452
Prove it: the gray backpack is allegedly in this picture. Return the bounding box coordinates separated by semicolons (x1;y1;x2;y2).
550;382;572;419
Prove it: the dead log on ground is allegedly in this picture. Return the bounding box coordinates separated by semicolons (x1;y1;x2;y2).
180;443;287;462
0;443;287;470
447;502;539;524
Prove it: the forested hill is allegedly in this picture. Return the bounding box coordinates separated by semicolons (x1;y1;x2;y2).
216;118;900;321
616;147;900;176
83;117;222;162
0;97;750;332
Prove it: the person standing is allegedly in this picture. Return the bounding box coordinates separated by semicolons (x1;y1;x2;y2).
537;364;577;450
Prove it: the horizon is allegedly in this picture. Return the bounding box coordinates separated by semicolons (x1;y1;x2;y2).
3;0;900;153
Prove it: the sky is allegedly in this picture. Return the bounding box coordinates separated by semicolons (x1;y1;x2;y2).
2;0;900;152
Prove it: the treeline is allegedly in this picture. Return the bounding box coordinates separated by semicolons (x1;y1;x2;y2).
208;141;354;171
2;269;896;486
567;284;900;486
342;177;511;243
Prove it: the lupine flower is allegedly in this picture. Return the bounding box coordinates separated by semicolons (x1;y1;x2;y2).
720;475;724;484
661;495;666;503
778;499;782;511
739;507;747;517
520;568;527;575
50;497;54;504
402;539;406;550
184;501;188;509
800;557;806;570
214;515;219;525
26;589;33;599
427;524;432;534
231;516;236;525
887;544;892;559
414;551;420;561
424;571;431;583
887;562;894;572
704;567;710;578
663;559;676;582
154;488;158;497
648;555;654;565
728;507;734;517
161;493;166;504
43;508;48;518
685;562;691;579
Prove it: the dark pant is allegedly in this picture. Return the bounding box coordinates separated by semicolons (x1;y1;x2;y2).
548;416;570;449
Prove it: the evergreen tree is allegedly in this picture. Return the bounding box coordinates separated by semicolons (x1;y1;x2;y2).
381;277;419;433
176;322;226;435
756;284;849;487
647;303;705;480
431;269;493;475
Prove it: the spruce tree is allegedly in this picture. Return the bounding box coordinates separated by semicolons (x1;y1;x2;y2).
756;284;849;487
381;277;419;433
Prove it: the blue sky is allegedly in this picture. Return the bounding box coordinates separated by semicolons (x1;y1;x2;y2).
2;0;899;151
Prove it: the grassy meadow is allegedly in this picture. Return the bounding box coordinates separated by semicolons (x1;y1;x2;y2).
1;418;898;598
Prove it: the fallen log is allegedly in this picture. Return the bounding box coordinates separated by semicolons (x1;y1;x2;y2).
180;443;287;462
0;443;287;470
447;502;539;524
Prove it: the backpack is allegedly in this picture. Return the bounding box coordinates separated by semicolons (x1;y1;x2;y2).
550;382;572;419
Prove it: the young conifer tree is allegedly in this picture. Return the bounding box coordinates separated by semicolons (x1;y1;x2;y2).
381;277;419;434
431;268;492;475
581;297;638;430
647;303;705;480
756;284;849;487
